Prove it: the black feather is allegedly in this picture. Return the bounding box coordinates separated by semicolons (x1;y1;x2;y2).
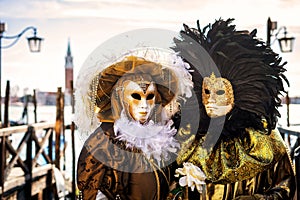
172;18;289;137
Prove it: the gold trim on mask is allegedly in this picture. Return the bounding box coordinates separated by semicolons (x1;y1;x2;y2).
202;73;234;117
136;77;151;94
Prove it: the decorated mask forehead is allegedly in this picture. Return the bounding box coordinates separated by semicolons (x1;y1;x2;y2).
123;80;156;97
123;80;157;123
202;73;234;117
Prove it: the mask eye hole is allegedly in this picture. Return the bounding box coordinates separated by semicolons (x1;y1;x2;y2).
131;93;141;100
146;93;155;100
216;90;225;95
204;89;210;94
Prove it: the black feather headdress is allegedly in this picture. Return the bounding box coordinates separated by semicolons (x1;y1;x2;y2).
172;18;289;137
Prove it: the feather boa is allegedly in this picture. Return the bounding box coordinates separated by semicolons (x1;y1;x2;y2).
114;112;180;163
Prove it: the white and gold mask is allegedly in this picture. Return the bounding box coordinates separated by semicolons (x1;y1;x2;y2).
202;73;234;118
123;80;156;124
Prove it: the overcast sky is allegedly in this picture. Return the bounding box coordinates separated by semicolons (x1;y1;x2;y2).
1;0;300;97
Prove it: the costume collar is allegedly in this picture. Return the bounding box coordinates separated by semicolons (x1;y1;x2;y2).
114;111;180;163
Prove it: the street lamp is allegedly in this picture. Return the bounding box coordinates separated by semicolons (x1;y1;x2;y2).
0;21;43;123
267;17;295;52
266;17;295;127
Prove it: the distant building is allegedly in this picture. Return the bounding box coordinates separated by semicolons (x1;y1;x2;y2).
291;97;300;104
281;96;300;104
64;39;74;105
36;91;57;105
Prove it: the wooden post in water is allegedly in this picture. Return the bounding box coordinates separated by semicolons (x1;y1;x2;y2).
70;80;76;199
25;126;34;199
33;89;37;123
286;92;290;127
3;80;10;128
0;80;9;197
61;92;66;171
55;87;62;169
21;92;29;125
48;127;53;163
295;143;300;200
0;128;6;199
48;127;54;199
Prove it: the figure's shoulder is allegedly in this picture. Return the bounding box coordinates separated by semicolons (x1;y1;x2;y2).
82;122;115;148
99;122;114;132
244;127;287;157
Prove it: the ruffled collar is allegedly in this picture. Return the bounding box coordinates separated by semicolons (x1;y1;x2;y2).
114;112;180;163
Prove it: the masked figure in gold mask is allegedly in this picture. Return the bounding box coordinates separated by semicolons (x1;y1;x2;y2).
172;19;296;199
74;48;193;200
202;73;234;118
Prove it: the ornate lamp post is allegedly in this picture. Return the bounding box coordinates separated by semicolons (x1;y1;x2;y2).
266;17;295;128
0;21;43;123
267;17;295;52
266;17;299;199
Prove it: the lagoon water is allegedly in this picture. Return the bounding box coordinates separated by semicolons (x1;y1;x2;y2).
7;103;299;129
3;103;300;182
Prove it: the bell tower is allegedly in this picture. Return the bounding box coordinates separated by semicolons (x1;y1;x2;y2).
65;39;73;105
65;39;73;94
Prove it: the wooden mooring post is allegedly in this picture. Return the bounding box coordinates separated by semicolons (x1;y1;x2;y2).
70;80;76;200
24;126;33;199
3;80;10;128
33;89;37;123
55;87;63;170
295;145;300;200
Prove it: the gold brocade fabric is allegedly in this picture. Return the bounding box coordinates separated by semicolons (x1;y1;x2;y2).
185;151;295;199
177;128;287;184
206;150;295;199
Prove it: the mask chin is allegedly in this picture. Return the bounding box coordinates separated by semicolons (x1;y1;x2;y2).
205;104;233;118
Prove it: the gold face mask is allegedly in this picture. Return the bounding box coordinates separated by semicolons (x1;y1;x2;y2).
123;80;156;124
202;73;234;118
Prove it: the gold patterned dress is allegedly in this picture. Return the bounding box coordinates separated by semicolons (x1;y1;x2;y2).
176;127;296;199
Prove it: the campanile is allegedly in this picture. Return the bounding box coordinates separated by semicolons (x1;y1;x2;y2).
65;39;73;94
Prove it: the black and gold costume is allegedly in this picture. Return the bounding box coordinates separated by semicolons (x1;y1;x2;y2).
172;18;296;199
176;127;295;199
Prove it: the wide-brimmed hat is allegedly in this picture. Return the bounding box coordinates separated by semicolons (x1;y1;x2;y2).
74;47;193;136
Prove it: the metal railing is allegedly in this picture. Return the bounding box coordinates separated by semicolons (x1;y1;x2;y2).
278;126;300;199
